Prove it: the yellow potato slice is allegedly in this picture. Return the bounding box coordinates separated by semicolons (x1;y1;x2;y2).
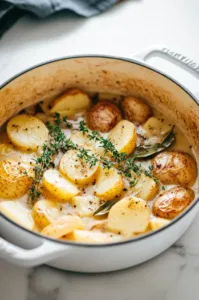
41;215;84;238
43;169;80;202
95;167;124;201
7;114;49;151
71;196;100;217
0;159;33;199
0;201;34;230
50;89;91;116
107;196;150;237
66;230;110;243
70;131;91;147
109;120;137;155
149;217;170;230
59;149;99;185
0;143;37;165
131;173;158;201
143;117;173;139
32;199;60;229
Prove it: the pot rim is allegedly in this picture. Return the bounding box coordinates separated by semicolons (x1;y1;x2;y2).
0;54;199;248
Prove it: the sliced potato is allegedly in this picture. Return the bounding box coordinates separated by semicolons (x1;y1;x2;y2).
152;151;197;186
0;201;34;230
50;89;91;116
66;230;110;243
149;217;170;230
95;167;124;201
122;96;151;124
131;173;158;201
0;143;37;165
87;101;122;132
43;169;80;202
71;196;100;217
153;186;194;219
109;120;137;155
107;196;150;237
70;131;91;147
7;114;49;151
32;199;60;229
41;215;84;238
0;159;33;199
143;117;173;139
59;149;99;185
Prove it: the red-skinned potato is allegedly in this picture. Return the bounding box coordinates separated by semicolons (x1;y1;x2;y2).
152;151;197;186
87;101;122;132
153;186;194;219
121;96;151;124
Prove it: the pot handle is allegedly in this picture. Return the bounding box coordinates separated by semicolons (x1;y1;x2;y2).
133;46;199;91
0;236;66;267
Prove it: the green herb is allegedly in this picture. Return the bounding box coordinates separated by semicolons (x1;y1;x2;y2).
63;116;72;128
162;186;166;190
133;129;175;159
79;121;125;163
77;148;98;167
29;115;98;202
79;121;156;182
129;179;138;187
94;200;118;216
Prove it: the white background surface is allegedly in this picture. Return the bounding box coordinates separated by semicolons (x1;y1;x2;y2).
1;0;199;299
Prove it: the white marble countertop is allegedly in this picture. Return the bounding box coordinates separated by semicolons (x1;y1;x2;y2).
1;0;199;299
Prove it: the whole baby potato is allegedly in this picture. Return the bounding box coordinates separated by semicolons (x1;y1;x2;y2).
152;151;197;186
87;101;122;132
121;96;151;124
153;186;194;219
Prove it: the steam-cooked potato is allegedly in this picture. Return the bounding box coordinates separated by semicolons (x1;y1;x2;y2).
109;120;137;155
70;131;91;147
0;159;33;199
149;217;170;230
153;186;194;219
143;117;173;139
107;196;150;237
43;169;80;202
131;173;158;201
152;151;197;186
50;89;91;116
122;96;151;124
0;143;37;165
41;215;84;238
0;201;34;230
71;196;100;217
32;199;60;229
7;114;49;151
95;167;124;201
87;101;122;132
59;149;99;185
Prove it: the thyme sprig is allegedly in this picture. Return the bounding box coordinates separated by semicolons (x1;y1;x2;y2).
29;114;100;202
79;121;155;184
29;114;157;203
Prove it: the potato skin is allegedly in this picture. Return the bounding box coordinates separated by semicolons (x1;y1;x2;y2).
121;96;151;124
152;151;197;186
87;101;122;132
153;186;194;219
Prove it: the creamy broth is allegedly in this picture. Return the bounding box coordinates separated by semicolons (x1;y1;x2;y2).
0;89;197;243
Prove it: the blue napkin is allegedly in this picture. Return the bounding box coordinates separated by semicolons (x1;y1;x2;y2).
0;0;120;37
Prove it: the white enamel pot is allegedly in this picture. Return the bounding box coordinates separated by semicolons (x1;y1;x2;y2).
1;46;199;273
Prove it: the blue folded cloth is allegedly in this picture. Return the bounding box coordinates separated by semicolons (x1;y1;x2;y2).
0;0;120;37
